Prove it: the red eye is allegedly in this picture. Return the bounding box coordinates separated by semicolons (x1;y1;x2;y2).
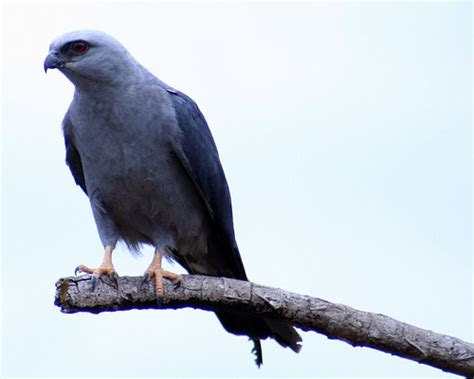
71;42;88;54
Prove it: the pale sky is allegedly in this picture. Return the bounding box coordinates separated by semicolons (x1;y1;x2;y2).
1;1;472;378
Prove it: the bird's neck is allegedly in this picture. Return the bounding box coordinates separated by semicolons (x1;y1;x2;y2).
63;60;152;93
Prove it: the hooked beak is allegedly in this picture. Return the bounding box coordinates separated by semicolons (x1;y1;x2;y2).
43;51;64;73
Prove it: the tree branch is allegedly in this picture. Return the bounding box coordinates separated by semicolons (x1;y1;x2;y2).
55;275;474;377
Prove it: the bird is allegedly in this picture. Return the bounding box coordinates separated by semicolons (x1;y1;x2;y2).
44;30;302;366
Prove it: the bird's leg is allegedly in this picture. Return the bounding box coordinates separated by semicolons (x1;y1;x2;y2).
140;248;181;303
75;245;119;288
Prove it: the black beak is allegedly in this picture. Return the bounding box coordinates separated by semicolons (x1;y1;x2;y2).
43;52;64;73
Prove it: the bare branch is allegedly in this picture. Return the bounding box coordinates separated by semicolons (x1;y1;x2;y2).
55;275;474;377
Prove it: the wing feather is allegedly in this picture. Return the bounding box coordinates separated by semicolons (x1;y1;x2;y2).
167;89;247;280
63;113;87;194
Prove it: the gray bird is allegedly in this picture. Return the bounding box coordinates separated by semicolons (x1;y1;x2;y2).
44;30;302;366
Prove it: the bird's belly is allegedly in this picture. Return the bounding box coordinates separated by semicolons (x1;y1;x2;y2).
82;141;207;249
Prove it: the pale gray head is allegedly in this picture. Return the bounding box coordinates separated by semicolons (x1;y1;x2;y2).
44;30;145;88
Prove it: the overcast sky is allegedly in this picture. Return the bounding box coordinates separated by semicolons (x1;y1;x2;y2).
1;1;472;378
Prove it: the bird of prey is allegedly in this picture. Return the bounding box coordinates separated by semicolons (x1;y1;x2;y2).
44;30;302;366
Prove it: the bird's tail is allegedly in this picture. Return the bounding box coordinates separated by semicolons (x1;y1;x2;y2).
215;312;302;366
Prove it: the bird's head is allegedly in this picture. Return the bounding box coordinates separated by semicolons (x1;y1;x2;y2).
44;30;142;88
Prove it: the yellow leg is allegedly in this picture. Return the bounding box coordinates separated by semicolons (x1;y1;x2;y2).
142;248;181;296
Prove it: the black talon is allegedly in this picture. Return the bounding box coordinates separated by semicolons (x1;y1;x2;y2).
156;294;163;307
91;276;98;291
139;273;149;291
74;266;81;276
110;271;119;288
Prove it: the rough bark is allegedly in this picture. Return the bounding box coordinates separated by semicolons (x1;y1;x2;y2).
55;274;474;377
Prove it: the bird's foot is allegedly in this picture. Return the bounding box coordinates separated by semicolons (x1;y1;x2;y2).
73;245;118;290
75;263;117;276
139;267;181;305
74;263;119;290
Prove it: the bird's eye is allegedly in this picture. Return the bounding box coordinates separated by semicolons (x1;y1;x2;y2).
71;41;89;54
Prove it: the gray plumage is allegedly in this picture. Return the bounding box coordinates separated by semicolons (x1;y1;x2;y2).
44;30;302;365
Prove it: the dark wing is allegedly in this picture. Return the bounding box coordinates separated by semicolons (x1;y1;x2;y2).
167;89;303;360
167;89;247;280
63;112;87;195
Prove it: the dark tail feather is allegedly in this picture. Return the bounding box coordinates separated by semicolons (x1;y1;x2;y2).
251;339;263;367
263;317;302;353
215;312;302;366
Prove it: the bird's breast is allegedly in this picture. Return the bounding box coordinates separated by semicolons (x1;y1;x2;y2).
69;94;207;245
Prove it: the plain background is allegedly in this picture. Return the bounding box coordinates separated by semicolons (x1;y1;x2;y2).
1;1;472;377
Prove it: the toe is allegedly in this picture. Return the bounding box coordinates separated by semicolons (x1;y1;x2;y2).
95;264;116;276
163;270;182;284
75;264;95;275
154;268;164;296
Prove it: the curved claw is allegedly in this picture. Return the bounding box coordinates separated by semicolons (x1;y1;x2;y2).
156;294;163;307
110;271;119;288
172;278;182;289
91;276;98;291
139;273;149;291
74;266;81;276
